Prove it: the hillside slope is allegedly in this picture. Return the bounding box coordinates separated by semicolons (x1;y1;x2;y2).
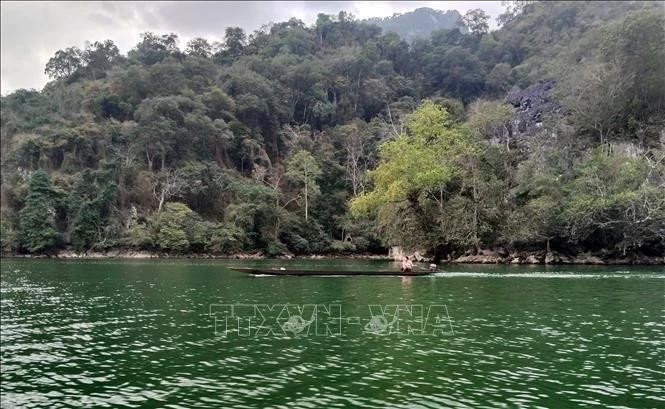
365;8;465;42
1;2;663;260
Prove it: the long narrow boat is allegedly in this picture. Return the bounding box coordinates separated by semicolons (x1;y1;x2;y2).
229;267;431;276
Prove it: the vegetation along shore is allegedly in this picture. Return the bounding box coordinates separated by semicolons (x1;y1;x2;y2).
1;2;663;262
4;250;663;265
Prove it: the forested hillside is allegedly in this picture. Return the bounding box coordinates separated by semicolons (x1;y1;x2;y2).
365;8;465;43
1;1;664;261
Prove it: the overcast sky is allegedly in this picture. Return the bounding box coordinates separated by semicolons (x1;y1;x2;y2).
1;1;503;94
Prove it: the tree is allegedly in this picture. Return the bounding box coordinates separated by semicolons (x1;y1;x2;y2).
352;101;475;211
504;184;565;253
559;62;631;144
340;121;372;195
224;27;246;58
502;0;535;15
152;169;186;214
351;101;477;249
287;150;321;220
426;46;486;102
462;9;490;37
563;150;665;254
601;10;665;122
185;37;213;58
498;1;535;26
18;170;58;253
131;32;180;65
314;13;334;48
44;47;83;79
467;100;514;150
133;96;200;170
83;40;121;80
486;63;512;95
67;170;118;251
150;202;193;252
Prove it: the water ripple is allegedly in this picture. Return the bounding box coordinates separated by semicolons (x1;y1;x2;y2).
1;261;663;408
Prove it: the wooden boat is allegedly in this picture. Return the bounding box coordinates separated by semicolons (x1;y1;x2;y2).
229;267;431;276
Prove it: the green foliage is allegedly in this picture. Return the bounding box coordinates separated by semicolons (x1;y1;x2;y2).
207;223;246;254
44;47;83;79
462;9;490;37
426;47;486;102
125;223;153;249
280;215;330;254
0;222;19;254
330;239;358;254
130;32;180;65
352;100;475;215
18;170;59;253
225;182;280;252
562;150;665;252
68;170;118;251
149;202;202;253
2;3;663;259
185;38;213;58
467;99;514;149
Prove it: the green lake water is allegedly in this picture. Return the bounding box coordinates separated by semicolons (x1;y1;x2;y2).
1;259;663;408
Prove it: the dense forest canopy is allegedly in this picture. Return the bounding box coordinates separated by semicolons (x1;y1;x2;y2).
1;1;664;260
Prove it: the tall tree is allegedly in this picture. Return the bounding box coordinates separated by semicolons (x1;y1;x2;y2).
185;37;213;58
351;100;476;236
339;121;371;195
224;27;246;59
467;99;514;150
559;62;631;144
287;150;321;220
18;170;58;253
462;9;490;37
67;170;118;251
82;40;121;80
131;32;180;65
44;47;83;79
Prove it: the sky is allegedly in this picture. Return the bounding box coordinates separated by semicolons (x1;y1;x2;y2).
0;1;504;95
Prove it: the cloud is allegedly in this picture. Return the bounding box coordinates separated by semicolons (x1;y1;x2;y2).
0;1;502;94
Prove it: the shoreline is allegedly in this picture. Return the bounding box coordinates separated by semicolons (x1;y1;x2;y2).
1;250;663;265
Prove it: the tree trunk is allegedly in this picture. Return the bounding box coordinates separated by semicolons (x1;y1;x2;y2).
157;192;165;214
304;179;308;220
439;186;444;211
472;163;480;252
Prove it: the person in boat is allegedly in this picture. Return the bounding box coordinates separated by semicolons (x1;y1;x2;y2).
401;256;414;273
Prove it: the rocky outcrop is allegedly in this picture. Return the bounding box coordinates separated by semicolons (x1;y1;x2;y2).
505;79;562;143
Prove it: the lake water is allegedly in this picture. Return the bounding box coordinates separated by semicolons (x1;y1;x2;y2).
1;259;663;408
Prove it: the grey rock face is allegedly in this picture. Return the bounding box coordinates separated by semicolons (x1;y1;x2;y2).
505;79;561;140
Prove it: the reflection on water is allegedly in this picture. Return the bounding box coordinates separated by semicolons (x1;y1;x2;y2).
1;259;664;408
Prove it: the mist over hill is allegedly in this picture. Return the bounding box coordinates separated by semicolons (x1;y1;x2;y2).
365;7;466;42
